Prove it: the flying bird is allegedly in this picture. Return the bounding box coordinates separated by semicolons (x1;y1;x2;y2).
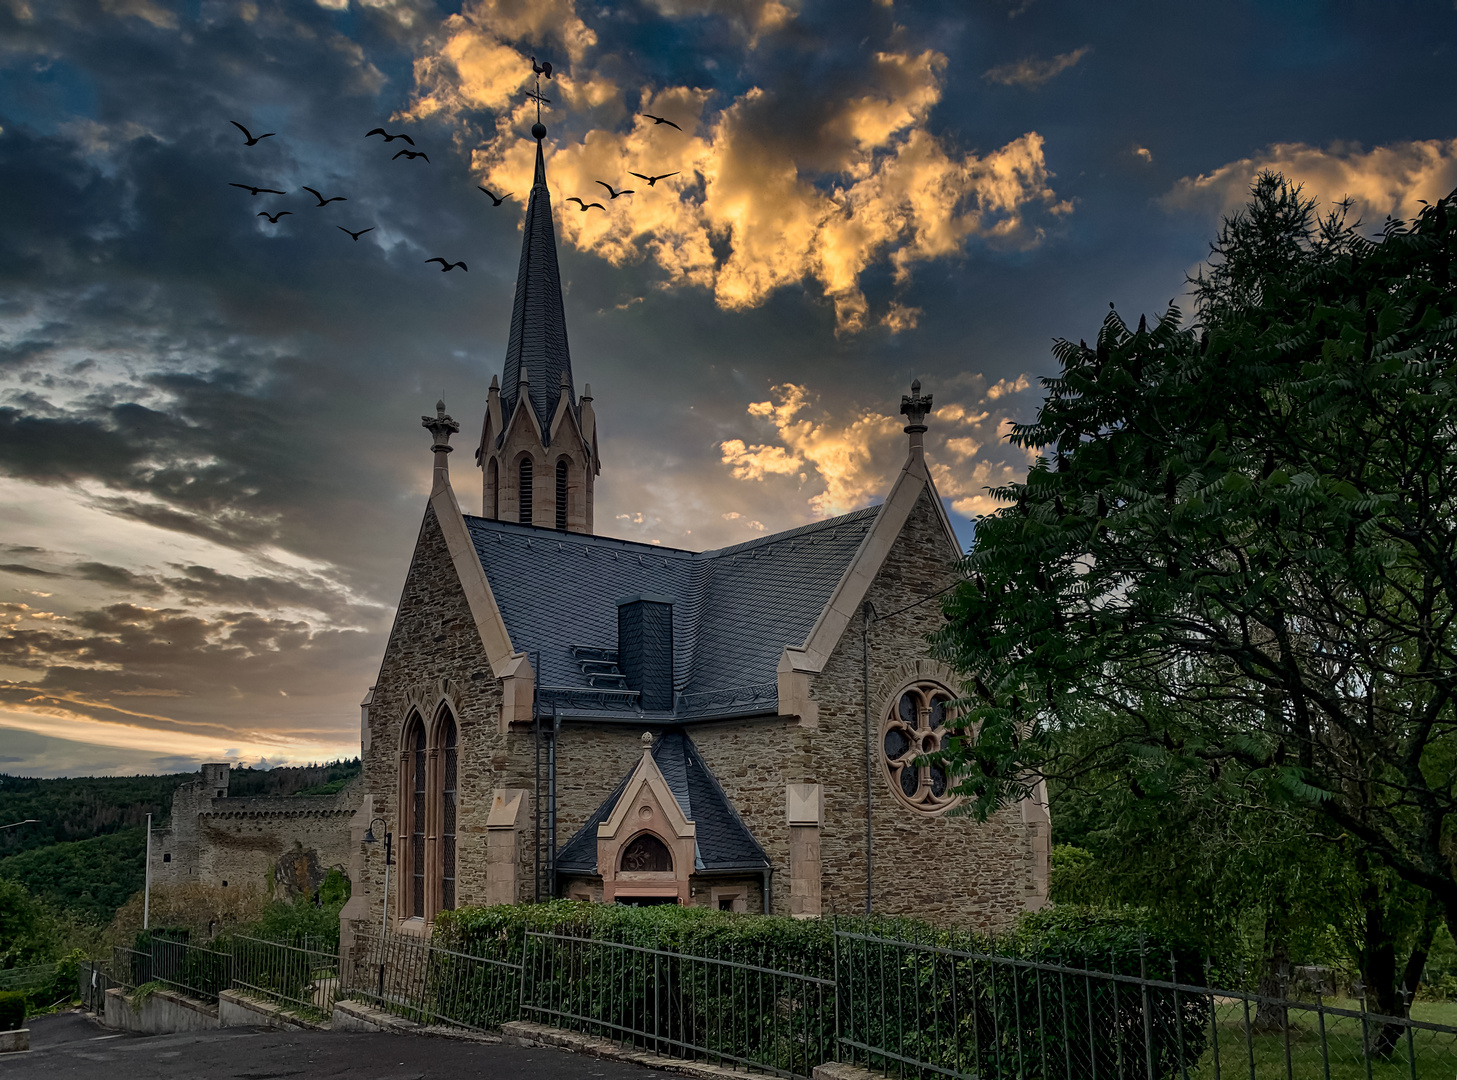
595;181;634;199
337;226;375;241
477;187;513;206
629;171;679;187
531;56;553;79
230;121;276;145
640;114;683;131
392;149;429;162
302;186;347;206
425;258;467;272
257;211;292;223
230;183;286;196
365;128;414;145
566;197;606;212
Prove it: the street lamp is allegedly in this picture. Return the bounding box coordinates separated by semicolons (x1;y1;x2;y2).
0;819;38;830
363;817;393;997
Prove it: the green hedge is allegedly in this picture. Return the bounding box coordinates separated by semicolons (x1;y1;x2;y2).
431;903;1209;1080
0;991;24;1032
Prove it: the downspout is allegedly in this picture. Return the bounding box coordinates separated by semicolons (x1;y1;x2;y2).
762;865;772;915
548;706;560;898
861;600;876;916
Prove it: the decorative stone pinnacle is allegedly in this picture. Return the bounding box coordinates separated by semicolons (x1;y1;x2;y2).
422;399;461;454
900;378;933;434
641;731;653;750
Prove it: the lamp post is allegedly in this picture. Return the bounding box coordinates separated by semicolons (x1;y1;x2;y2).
0;819;38;830
363;817;392;997
144;812;152;929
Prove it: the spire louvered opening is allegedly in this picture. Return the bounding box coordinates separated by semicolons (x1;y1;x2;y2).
556;459;568;530
519;457;533;524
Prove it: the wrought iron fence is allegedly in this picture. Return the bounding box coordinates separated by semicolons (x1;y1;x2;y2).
150;931;233;1001
834;927;1457;1080
110;944;150;991
346;931;522;1032
519;930;835;1079
231;934;340;1018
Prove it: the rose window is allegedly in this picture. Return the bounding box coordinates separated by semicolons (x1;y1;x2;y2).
881;684;958;813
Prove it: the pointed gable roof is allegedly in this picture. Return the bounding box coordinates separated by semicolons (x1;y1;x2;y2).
556;730;769;874
501;137;574;440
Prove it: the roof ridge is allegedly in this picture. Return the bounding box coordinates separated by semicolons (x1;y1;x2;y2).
700;503;882;559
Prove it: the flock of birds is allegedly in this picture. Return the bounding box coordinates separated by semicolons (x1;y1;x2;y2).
226;83;686;275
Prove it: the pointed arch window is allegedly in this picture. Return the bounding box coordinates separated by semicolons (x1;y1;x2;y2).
410;724;427;917
518;457;533;524
440;713;458;911
488;458;499;519
555;459;569;530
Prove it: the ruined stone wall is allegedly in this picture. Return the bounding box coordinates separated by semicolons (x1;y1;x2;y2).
148;777;359;898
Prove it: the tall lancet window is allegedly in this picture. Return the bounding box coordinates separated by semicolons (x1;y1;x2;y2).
555;459;569;530
410;724;426;918
518;457;533;524
440;714;458;910
488;458;499;519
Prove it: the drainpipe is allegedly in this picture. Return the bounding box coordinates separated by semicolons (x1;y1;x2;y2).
861;601;876;916
762;866;772;915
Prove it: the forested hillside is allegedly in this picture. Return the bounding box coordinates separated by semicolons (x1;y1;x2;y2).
0;829;146;924
0;773;187;857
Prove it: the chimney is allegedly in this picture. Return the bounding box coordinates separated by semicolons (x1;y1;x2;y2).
617;593;674;711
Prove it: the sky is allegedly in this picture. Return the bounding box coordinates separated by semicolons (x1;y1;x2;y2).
2;0;1456;777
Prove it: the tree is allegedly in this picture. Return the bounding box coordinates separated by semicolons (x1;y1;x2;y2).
933;175;1457;1027
0;878;57;969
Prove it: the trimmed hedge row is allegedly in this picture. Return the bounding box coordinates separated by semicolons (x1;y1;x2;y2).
431;903;1211;1080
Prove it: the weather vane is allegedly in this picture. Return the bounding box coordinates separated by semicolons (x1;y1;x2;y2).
527;55;553;133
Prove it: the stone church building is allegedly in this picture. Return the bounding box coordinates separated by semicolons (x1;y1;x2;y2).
341;123;1048;941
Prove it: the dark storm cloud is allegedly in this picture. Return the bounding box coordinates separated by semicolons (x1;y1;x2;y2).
72;562;165;595
0;563;59;577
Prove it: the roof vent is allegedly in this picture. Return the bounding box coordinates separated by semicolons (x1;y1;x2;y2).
617;593;674;710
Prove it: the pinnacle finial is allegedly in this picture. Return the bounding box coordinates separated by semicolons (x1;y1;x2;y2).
423;400;461;454
900;379;933;434
642;731;654;750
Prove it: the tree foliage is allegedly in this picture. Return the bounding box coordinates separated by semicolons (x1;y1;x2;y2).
934;176;1457;958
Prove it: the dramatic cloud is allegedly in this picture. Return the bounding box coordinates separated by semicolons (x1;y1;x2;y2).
982;47;1091;89
408;19;1070;332
1164;140;1457;225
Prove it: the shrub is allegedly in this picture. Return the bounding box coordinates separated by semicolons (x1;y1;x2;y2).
0;990;24;1031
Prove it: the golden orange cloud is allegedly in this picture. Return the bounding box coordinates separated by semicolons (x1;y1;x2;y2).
1165;139;1457;225
405;14;1068;332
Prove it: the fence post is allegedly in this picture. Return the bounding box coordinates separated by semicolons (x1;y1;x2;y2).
1139;937;1155;1080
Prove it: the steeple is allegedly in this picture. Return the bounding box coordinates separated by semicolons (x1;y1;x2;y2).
500;134;573;438
478;109;600;535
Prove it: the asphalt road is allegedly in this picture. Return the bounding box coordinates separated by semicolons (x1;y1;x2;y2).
5;1011;661;1080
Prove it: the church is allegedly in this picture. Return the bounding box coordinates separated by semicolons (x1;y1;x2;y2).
340;119;1049;941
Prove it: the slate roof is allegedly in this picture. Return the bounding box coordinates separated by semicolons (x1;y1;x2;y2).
500;137;574;441
556;730;770;874
463;503;880;719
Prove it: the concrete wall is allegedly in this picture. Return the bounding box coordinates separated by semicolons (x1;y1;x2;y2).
103;986;218;1034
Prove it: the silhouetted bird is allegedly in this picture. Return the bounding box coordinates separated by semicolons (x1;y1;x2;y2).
566;197;606;212
629;171;679;186
230;121;276;145
425;258;467;272
596;181;634;199
230;183;286;196
532;56;553;79
302;186;347;206
338;226;375;241
478;187;513;206
640;114;683;131
257;211;292;223
392;149;429;162
365;128;414;145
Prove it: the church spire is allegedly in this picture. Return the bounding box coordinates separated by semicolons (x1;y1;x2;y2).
479;98;599;536
500;126;573;440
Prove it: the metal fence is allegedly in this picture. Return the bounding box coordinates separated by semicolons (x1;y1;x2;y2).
231;934;340;1018
346;930;521;1032
833;927;1457;1080
520;930;835;1079
151;931;233;1001
0;963;55;992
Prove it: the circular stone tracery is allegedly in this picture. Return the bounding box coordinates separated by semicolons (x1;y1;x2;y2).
880;683;959;814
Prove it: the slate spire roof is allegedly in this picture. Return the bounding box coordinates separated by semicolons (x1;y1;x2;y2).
500;135;574;438
555;730;770;874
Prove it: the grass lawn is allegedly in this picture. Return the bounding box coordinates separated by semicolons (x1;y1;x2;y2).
1182;999;1457;1080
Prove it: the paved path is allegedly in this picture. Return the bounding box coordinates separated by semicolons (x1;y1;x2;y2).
7;1011;660;1080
